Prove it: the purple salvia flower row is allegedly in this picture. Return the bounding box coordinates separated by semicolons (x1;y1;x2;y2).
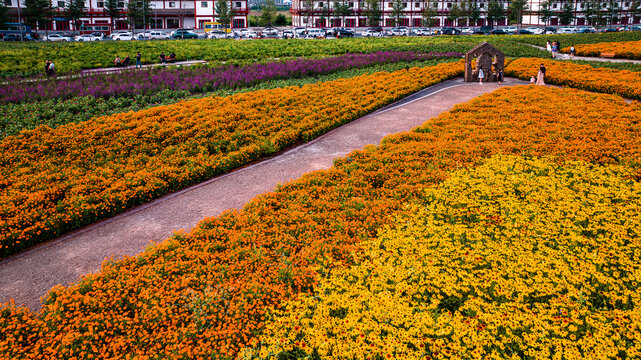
0;51;462;104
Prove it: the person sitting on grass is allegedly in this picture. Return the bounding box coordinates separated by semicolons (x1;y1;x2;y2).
168;52;176;63
114;56;122;67
122;55;131;66
159;52;167;64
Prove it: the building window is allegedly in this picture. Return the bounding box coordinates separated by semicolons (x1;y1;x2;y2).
97;1;104;6
57;0;64;7
169;1;175;6
552;3;557;8
201;1;207;6
415;2;420;6
388;2;392;6
235;1;241;6
3;0;10;5
625;2;629;6
117;1;124;7
479;2;484;7
402;2;406;7
447;2;452;7
349;1;353;6
79;1;85;7
319;1;323;5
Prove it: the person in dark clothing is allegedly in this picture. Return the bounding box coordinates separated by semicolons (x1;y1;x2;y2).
136;52;142;68
159;52;167;64
122;55;131;66
168;52;176;63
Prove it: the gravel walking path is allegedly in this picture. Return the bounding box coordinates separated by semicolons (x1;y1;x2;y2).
0;77;528;311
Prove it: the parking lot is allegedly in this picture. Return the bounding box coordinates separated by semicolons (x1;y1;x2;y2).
6;24;640;43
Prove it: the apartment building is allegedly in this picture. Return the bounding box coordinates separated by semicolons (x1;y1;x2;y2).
4;0;248;33
291;0;639;27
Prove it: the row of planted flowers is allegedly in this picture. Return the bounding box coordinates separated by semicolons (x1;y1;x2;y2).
561;39;641;59
0;51;463;104
0;62;464;259
252;154;641;359
1;85;640;359
506;57;641;99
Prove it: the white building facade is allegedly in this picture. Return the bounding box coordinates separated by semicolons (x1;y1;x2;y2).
290;0;640;27
5;0;248;33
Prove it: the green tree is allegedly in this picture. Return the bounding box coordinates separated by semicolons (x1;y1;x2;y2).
0;3;8;30
333;0;351;26
302;0;313;30
584;0;597;26
64;0;86;34
389;0;406;26
24;0;54;36
104;0;121;33
606;0;618;25
259;0;277;26
538;0;552;25
274;13;287;25
466;0;481;25
507;0;528;27
318;3;332;27
486;0;504;27
447;2;463;25
630;0;641;24
215;0;236;31
365;0;382;26
559;0;574;25
422;0;437;28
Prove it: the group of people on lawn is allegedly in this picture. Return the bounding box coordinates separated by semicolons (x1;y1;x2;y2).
112;52;176;68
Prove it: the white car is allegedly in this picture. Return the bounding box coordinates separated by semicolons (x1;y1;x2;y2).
503;26;518;34
363;28;382;37
525;27;544;35
207;30;230;39
239;28;258;38
390;26;409;36
460;27;474;35
111;32;134;40
44;33;71;41
557;27;577;34
75;33;101;41
305;28;325;38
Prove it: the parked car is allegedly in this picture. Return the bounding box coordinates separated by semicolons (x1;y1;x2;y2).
3;33;35;41
172;29;199;39
292;27;307;37
557;27;577;34
601;27;618;32
525;27;544;34
490;29;507;35
170;28;196;37
517;29;533;35
207;30;229;39
147;30;170;40
75;33;101;41
390;26;410;36
460;27;474;35
44;33;72;41
305;28;326;38
110;32;134;41
503;25;518;34
439;27;461;35
332;27;355;37
281;29;294;39
260;27;280;38
577;26;595;33
543;26;556;34
629;26;641;31
363;27;383;37
480;25;493;32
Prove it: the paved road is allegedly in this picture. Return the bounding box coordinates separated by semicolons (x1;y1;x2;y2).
0;77;528;311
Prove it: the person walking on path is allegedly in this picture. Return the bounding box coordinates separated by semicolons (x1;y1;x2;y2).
136;52;142;68
478;67;485;84
497;68;504;85
537;63;546;86
551;42;558;59
546;40;552;52
570;45;576;59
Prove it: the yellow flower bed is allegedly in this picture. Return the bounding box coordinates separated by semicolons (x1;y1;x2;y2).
1;85;640;359
0;62;462;259
506;57;641;99
561;40;641;59
252;155;641;359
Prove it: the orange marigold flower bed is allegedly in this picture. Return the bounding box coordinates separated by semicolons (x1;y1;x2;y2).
0;62;463;259
561;40;641;59
1;85;639;359
506;57;641;99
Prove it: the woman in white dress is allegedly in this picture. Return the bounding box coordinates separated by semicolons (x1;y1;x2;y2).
478;67;485;84
546;40;552;52
536;63;546;86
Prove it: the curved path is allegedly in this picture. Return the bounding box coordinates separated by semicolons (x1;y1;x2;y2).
0;77;528;311
527;43;641;63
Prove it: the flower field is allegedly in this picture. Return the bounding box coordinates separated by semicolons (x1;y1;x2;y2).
0;51;461;104
1;84;640;359
506;57;641;99
0;62;463;259
561;40;641;59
